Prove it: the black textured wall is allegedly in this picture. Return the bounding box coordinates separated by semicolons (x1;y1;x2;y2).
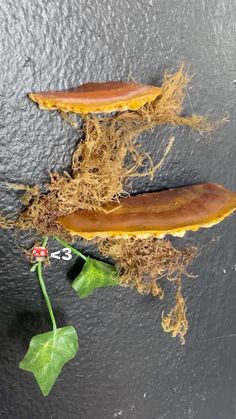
0;1;236;418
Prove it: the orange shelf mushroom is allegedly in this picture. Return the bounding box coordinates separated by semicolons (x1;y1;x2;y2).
28;81;162;114
58;183;236;239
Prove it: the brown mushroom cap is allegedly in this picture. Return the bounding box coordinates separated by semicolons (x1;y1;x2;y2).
57;183;236;239
28;81;162;114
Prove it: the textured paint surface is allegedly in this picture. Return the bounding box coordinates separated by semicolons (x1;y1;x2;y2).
0;0;236;418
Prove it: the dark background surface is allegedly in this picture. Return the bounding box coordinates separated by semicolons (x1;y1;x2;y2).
0;1;236;418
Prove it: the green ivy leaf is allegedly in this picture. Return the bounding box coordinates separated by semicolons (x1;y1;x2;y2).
72;256;119;298
19;326;79;396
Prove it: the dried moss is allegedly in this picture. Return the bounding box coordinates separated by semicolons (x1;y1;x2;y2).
97;237;197;295
162;287;188;345
97;237;197;342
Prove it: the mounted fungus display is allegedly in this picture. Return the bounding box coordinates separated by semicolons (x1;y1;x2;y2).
0;65;234;396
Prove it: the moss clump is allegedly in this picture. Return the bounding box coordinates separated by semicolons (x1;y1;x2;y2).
162;287;188;345
97;236;197;343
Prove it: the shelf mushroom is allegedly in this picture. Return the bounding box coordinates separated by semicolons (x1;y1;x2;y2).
28;81;162;114
57;183;236;239
32;246;48;262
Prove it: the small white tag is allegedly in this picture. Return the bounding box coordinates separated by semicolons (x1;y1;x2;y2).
50;248;73;261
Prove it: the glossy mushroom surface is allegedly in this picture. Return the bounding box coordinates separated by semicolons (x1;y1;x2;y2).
29;81;162;114
57;183;236;239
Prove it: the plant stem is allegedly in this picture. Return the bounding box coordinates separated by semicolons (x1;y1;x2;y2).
36;237;57;331
53;236;87;261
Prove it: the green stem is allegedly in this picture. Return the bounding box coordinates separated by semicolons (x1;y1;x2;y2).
36;237;57;331
53;236;87;261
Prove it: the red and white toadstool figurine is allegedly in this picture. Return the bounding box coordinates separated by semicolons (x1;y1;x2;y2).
32;246;48;262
